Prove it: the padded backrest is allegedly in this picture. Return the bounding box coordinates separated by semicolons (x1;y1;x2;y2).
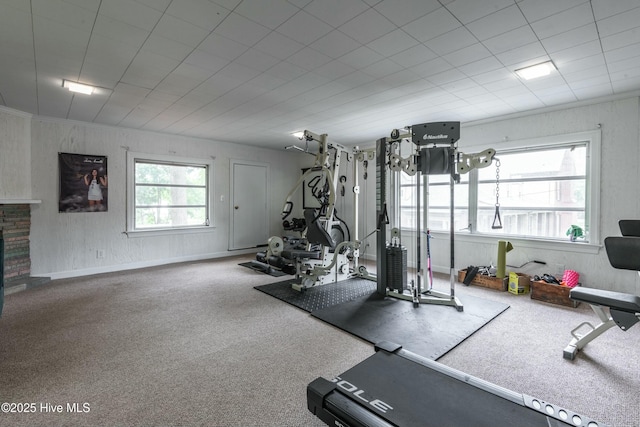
619;220;640;237
604;236;640;271
304;209;335;248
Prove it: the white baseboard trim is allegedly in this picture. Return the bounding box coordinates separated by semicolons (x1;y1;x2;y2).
43;248;258;280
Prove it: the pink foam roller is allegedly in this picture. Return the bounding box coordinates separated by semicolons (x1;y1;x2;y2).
562;270;580;287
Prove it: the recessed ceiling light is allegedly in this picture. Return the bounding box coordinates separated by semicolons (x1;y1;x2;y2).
515;61;556;80
62;79;95;95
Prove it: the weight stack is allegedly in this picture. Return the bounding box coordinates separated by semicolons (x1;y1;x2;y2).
386;245;407;292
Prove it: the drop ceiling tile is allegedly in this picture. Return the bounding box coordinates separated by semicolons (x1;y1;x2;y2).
338;8;396;44
92;15;149;49
361;58;404;78
388;44;437;68
132;0;172;12
99;0;162;31
121;51;181;89
312;60;357;79
198;33;248;61
494;42;547;67
530;3;593;40
380;69;422;86
234;48;282;72
244;73;288;91
216;62;263;85
410;57;453;78
32;0;96;32
141;34;193;61
152;14;209;47
95;102;135;125
366;29;419;57
608;56;640;74
211;0;243;9
425;27;477;56
254;31;305;60
466;5;527;41
549;40;602;64
565;73;610;89
286;47;333;70
373;0;440;27
517;0;588;23
560;54;606;75
483;25;538;54
166;0;231;32
601;26;640;52
310;31;361;59
611;75;640;92
173;62;216;81
338;46;384;69
457;56;504;77
596;6;640;38
427;68;467;86
263;61;308;81
402;7;460;43
604;42;640;64
471;66;516;85
234;0;298;29
541;23;599;53
573;83;614;99
79;59;128;88
214;12;271;47
303;0;370;27
276;10;333;45
445;0;514;24
67;94;109;122
443;43;492;67
184;49;230;73
591;0;640;20
154;73;199;97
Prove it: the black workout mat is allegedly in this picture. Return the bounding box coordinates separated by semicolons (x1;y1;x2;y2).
255;278;508;360
254;278;376;312
311;291;508;360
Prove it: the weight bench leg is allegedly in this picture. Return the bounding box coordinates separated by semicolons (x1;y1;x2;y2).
563;304;616;360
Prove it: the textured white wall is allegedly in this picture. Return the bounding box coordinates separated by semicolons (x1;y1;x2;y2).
0;107;32;200
27;117;304;278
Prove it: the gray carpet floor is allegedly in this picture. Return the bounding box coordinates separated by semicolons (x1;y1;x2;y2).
1;254;638;426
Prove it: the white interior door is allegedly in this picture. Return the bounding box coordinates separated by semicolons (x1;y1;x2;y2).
230;161;269;250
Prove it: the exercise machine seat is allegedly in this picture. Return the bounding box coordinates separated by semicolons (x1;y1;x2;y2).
303;208;335;249
569;287;640;314
618;219;640;237
563;229;640;360
281;249;321;260
604;236;640;270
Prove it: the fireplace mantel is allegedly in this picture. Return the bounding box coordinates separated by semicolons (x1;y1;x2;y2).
0;199;41;204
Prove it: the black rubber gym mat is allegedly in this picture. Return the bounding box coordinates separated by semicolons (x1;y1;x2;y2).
312;290;509;360
255;278;508;360
254;277;377;312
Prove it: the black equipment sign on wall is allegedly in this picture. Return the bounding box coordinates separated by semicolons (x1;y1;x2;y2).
59;153;108;213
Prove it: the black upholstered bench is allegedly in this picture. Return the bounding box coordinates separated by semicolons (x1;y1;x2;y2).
563;221;640;360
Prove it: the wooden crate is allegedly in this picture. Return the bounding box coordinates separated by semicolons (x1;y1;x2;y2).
530;280;580;307
457;269;507;291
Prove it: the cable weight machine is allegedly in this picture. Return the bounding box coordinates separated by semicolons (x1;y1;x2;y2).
376;122;496;310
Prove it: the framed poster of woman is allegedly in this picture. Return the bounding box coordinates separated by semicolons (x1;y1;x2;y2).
58;153;108;212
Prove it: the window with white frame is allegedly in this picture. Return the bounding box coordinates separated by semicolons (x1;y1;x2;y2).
127;152;212;232
399;130;600;243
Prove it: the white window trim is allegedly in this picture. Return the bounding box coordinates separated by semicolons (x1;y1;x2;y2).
125;151;215;237
419;129;601;253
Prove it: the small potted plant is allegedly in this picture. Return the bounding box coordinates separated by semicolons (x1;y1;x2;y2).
566;225;584;242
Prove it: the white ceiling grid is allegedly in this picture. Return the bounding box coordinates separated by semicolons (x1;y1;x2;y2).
1;0;640;148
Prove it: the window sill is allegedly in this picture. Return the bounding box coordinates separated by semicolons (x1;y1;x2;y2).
124;225;215;238
401;229;601;255
459;232;599;254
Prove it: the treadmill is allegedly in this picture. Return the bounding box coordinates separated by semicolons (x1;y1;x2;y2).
307;341;607;427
